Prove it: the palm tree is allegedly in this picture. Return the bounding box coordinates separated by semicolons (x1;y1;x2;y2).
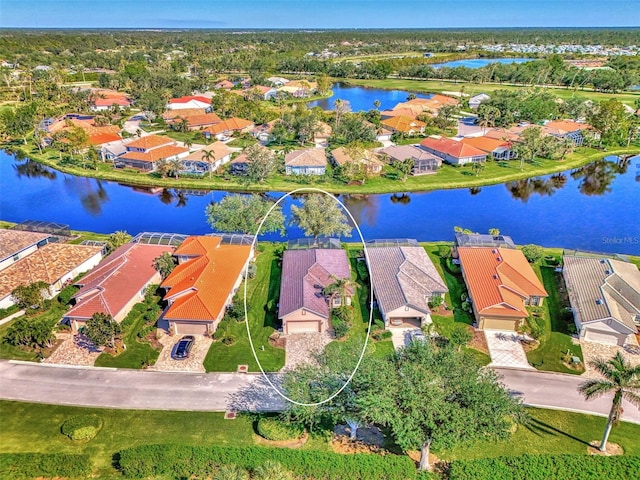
323;274;356;309
201;149;216;178
213;464;248;480
373;99;381;110
578;352;640;452
169;158;182;179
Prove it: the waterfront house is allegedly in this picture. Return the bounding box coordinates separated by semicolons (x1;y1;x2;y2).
180;142;233;175
541;120;594;146
228;144;273;175
563;256;639;346
419;137;488;165
278;248;352;334
460;136;516;160
331;147;384;175
117;135;189;172
284;148;327;175
0;230;52;273
380;115;426;136
381;145;442;175
161;236;253;335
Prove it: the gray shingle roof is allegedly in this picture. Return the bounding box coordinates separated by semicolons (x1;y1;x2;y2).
367;246;448;318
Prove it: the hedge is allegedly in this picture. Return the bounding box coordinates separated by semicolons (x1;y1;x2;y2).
0;453;92;479
61;414;102;440
448;454;640;480
257;417;304;441
118;444;416;480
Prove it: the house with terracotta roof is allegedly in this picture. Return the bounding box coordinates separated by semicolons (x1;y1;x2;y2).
457;247;548;331
419;137;488;165
563;256;639;346
214;80;235;90
285;148;327;175
180;142;233;175
381;145;442;175
173;112;222;131
252;119;280;143
117;135;189;172
39;113;122;147
63;243;173;330
380;115;426;136
202;117;255;140
541;120;594;146
229;144;273;175
166;95;212;111
90;89;131;111
460;136;516;160
331;147;383;175
367;244;448;328
161;236;254;335
162;108;207;124
0;242;103;309
278;80;317;98
484;126;527;143
381;103;424;119
278;248;352;334
0;230;52;273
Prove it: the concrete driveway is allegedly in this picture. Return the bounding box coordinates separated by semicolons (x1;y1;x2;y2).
149;334;212;373
390;328;419;350
485;330;533;369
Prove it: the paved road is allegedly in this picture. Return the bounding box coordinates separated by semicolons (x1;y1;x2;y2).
1;361;638;424
0;360;285;412
495;368;640;424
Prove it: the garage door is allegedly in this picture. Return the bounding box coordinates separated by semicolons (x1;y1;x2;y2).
388;317;421;328
286;320;320;334
482;318;517;331
173;321;209;335
585;329;624;346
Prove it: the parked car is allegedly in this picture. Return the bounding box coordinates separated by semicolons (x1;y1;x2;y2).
172;335;195;360
408;329;427;344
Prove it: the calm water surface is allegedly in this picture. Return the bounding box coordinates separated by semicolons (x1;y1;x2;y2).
430;57;535;69
0;151;639;254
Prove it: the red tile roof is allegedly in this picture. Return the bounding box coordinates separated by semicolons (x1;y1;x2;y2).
120;145;188;163
161;236;252;323
183;112;222;127
542;120;592;135
380;115;426;133
202;117;254;135
65;243;173;321
420;137;487;159
460;136;510;153
169;95;211;105
126;135;174;150
94;97;130;107
457;247;548;318
89;132;123;145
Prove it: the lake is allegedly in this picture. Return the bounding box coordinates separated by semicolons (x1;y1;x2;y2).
430;58;535;69
307;82;433;112
1;151;639;255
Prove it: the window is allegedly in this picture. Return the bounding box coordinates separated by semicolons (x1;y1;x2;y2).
13;254;19;262
332;298;341;307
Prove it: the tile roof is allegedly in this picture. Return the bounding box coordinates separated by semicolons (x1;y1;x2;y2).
169;95;211;105
380;115;426;133
381;145;441;164
542;120;592;135
484;127;526;142
162;108;207;121
88;132;123;146
126;135;174;150
278;249;351;319
331;147;383;168
0;243;103;300
420;137;487;159
161;236;252;322
460;136;511;153
65;243;173;320
367;246;448;318
314;121;332;139
457;247;548;318
94;97;130;107
183;141;233;162
202;117;254;135
285;148;327;167
120;145;189;163
183;112;222;127
0;230;51;264
563;256;639;332
381;107;421;118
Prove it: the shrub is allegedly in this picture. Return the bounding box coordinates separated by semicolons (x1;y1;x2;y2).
355;260;369;281
213;320;230;340
332;317;349;339
522;244;544;263
61;414;102;441
438;245;451;258
221;335;236;346
0;453;92;479
256;417;303;441
57;284;79;305
246;262;257;279
428;296;443;309
372;330;392;341
117;444;416;480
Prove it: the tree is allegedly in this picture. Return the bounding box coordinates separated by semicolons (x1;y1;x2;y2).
4;316;55;349
578;352;640;452
11;281;50;311
206;194;285;235
488;228;500;236
84;312;121;348
155;158;171;179
373;99;381;110
200;149;216;178
290;194;352;238
316;73;331;96
396;158;414;182
449;324;473;352
323;274;356;308
521;244;544;263
245;143;276;183
168;158;182;179
588;99;630;147
153;252;177;279
106;230;132;254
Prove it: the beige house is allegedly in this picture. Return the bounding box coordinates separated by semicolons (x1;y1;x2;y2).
284;148;327;175
331;147;384;175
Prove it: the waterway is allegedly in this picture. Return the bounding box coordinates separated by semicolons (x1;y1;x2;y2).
1;151;639;254
430;57;535;69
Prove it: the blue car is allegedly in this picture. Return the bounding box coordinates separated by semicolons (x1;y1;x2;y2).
172;336;195;360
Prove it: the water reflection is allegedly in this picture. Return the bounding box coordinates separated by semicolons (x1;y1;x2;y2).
339;194;380;227
13;159;57;180
571;159;621;196
389;193;411;204
469;187;482;196
69;178;110;216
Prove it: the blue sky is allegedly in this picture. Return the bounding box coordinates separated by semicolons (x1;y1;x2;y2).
1;1;638;28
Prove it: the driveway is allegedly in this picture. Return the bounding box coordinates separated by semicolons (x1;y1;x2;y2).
580;339;640;379
284;332;333;370
149;334;212;373
390;327;417;350
44;332;103;367
485;330;533;369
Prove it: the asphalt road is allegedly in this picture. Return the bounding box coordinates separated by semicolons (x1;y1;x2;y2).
495;367;640;424
1;361;638;425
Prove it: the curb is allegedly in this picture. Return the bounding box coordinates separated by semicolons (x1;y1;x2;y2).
8;360;117;371
523;403;640;426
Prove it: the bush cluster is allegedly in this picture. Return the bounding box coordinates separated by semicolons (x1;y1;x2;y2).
57;284;79;305
448;454;640;480
0;453;92;479
118;444;416;480
60;414;102;440
372;329;392;341
256;417;304;441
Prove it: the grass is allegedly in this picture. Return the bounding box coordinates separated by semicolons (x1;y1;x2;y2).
226;134;258;148
443;407;640;460
8;138;639;195
203;244;285;373
345;78;640;107
526;262;584;374
0;400;255;478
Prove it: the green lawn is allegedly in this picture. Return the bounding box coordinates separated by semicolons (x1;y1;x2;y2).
443;407;640;460
0;400;255;478
526;262;584;374
203;244;286;372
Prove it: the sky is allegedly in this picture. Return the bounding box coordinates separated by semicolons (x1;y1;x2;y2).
1;0;639;29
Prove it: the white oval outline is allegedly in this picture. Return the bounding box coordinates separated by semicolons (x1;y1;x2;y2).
243;187;374;407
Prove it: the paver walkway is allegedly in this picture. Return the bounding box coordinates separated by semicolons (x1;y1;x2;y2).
44;332;103;366
484;330;533;369
284;331;333;369
581;339;640;379
148;333;212;373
